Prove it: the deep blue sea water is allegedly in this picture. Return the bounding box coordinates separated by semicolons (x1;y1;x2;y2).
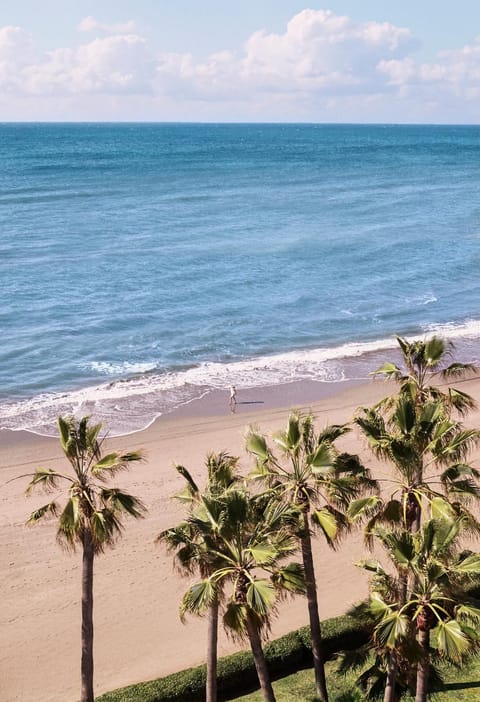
1;123;480;435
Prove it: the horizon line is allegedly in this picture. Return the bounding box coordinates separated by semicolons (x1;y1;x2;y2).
1;120;480;127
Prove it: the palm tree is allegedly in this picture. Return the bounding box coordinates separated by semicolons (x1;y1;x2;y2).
350;398;479;700
158;451;240;702
350;339;479;699
24;416;145;702
362;518;480;702
371;336;477;534
181;489;305;702
373;335;476;416
350;397;480;537
246;412;375;702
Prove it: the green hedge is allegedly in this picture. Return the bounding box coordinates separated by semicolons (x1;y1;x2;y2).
96;613;371;702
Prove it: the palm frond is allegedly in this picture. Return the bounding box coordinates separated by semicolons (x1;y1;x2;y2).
101;488;146;518
57;496;82;549
374;611;409;649
248;540;280;567
223;601;248;639
317;423;350;444
271;562;305;595
347;496;383;523
92;451;144;479
434;619;472;661
26;501;58;524
181;579;218;619
175;464;199;495
246;579;276;617
311;506;341;544
308;442;336;471
452;553;480;575
371;361;403;381
25;468;64;494
245;429;270;462
448;387;477;414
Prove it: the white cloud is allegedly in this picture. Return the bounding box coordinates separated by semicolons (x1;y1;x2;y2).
0;31;153;96
377;58;416;86
155;8;417;100
378;35;480;106
2;9;480;121
78;16;137;35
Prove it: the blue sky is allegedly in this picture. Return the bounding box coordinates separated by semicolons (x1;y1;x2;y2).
2;2;480;122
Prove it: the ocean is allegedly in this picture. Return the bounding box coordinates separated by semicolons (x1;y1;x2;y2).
1;122;480;436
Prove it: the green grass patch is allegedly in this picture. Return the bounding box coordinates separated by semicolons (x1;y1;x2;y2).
234;656;480;701
234;664;358;702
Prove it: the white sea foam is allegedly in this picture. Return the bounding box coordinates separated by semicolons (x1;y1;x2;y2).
404;293;437;306
87;361;158;375
424;319;480;341
2;320;480;437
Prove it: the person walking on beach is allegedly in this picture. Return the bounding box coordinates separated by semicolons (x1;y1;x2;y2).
229;385;237;410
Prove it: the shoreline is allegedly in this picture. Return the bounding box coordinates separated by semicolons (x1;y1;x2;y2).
2;323;480;439
2;374;480;702
0;377;366;449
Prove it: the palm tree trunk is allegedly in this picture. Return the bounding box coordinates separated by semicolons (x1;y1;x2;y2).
206;599;218;702
301;527;329;702
415;628;430;702
386;568;409;700
81;532;95;702
413;462;423;533
245;612;276;702
383;649;398;702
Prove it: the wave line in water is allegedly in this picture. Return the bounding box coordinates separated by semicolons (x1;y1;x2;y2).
2;318;480;437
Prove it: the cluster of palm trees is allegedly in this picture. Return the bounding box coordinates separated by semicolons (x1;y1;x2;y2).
348;336;480;701
24;336;480;702
160;417;374;702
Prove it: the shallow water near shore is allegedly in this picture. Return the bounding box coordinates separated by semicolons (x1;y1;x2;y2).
2;123;480;435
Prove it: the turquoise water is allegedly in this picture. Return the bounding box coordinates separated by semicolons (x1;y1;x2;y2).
1;123;480;434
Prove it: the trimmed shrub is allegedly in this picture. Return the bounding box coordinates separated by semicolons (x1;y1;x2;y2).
96;613;372;702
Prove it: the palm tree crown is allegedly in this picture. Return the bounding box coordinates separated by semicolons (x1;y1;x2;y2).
373;335;476;416
350;397;480;538
362;518;480;702
26;416;146;550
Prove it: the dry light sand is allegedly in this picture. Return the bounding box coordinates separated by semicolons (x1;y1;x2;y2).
2;376;480;702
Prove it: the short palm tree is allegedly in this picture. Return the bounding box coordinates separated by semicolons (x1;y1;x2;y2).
24;416;145;702
158;451;240;702
373;335;476;416
246;412;375;702
362;518;480;702
181;488;305;702
350;397;480;537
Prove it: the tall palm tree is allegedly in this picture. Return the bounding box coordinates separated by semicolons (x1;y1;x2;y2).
362;518;480;702
181;489;305;702
24;416;145;702
350;399;479;701
158;451;240;702
350;338;479;699
246;412;375;702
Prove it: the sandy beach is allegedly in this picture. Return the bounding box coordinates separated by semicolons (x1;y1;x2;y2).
2;375;480;702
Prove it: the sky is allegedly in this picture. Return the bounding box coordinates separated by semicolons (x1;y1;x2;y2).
2;1;480;122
